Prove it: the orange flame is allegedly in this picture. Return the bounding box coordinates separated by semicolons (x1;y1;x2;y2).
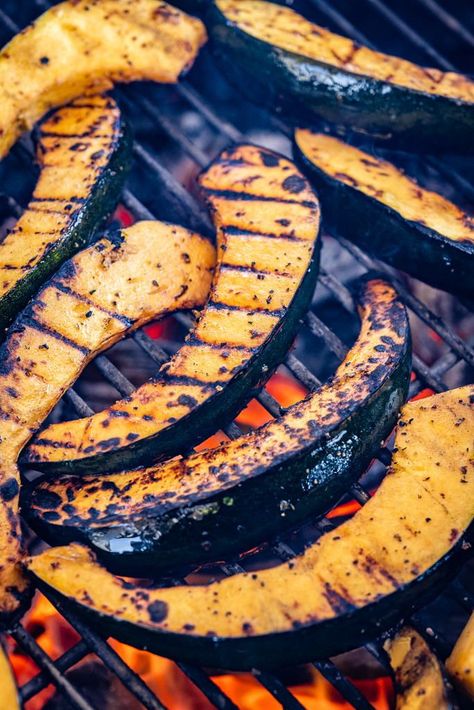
9;372;396;708
8;593;393;709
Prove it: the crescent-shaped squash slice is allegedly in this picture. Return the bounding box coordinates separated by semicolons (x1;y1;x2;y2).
27;385;474;669
0;222;214;625
384;627;456;709
24;278;410;575
0;644;19;710
0;0;206;158
206;0;474;153
0;95;131;335
24;144;321;476
446;612;474;701
294;130;474;300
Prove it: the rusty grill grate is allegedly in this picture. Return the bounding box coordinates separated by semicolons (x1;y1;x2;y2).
1;1;473;708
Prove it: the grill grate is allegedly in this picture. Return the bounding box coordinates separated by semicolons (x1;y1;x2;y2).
1;1;473;708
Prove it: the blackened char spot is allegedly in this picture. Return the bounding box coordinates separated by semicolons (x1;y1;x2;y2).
282;175;306;194
260;151;279;167
147;600;168;623
177;394;198;408
322;583;354;614
0;478;19;502
97;437;121;451
32;488;62;509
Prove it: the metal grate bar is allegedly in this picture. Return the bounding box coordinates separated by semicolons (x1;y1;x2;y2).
314;660;376;710
177;83;243;143
94;355;136;397
19;640;90;702
176;663;239;710
413;0;474;46
12;626;94;710
44;590;168;710
4;3;473;710
338;238;474;369
252;669;307;710
363;0;453;68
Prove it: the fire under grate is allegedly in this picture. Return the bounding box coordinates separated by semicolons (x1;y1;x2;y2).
0;1;473;708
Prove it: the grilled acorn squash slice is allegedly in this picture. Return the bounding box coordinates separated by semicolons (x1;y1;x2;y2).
0;95;131;335
27;386;474;669
0;222;214;625
294;130;474;300
207;0;474;153
447;612;474;701
25;278;410;575
0;644;19;710
0;0;206;158
385;627;456;710
24;144;321;475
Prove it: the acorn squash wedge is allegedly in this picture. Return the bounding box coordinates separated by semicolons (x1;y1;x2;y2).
24;144;321;476
0;95;131;336
294;130;474;300
0;0;206;158
384;627;456;710
27;386;474;669
24;278;410;575
0;222;214;626
446;612;474;701
207;0;474;153
0;643;19;710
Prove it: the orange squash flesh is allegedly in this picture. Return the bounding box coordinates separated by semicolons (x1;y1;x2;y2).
446;612;474;701
385;628;454;709
0;94;129;333
0;222;214;624
26;387;474;669
0;644;19;710
217;0;474;102
24;144;320;475
24;278;410;574
0;0;206;158
294;131;474;246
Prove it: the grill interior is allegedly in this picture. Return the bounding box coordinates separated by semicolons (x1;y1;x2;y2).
1;0;473;708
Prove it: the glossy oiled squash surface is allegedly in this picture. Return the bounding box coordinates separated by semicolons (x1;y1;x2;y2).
294;131;474;245
217;0;474;102
25;279;410;574
0;0;206;158
447;612;474;701
27;386;473;668
25;144;320;474
0;222;214;624
0;95;130;333
385;628;454;709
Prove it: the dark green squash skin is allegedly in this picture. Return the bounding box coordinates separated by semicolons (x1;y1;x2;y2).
293;138;474;300
30;526;473;671
0;115;132;337
23;278;411;577
25;224;321;477
205;2;474;154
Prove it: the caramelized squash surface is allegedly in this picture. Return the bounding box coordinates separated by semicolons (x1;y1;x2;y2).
446;612;474;700
0;95;130;333
385;627;454;709
25;144;320;475
25;279;410;574
0;222;214;623
27;386;473;668
294;130;474;298
295;131;474;245
0;0;206;158
216;0;474;102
